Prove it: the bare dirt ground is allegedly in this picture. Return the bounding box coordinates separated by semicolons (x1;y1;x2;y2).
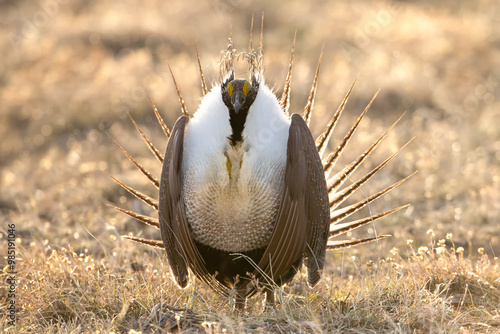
1;0;499;332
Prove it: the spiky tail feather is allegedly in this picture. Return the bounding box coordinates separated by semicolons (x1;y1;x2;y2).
122;236;164;249
302;45;323;126
279;31;296;115
195;46;208;97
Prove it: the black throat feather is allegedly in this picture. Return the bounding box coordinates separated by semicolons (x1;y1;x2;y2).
228;107;248;145
222;75;260;146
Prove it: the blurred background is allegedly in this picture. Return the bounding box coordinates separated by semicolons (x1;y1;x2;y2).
0;0;499;258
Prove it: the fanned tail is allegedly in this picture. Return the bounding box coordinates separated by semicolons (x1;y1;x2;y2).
315;84;413;252
108;97;173;249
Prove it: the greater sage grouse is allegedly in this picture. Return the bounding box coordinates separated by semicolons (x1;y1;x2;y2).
110;28;413;309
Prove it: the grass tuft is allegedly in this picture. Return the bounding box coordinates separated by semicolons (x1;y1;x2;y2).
2;233;498;332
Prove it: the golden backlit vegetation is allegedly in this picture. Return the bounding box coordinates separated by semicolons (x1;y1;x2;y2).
1;0;499;332
5;233;500;332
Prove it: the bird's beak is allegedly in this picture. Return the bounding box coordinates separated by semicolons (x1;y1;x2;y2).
233;91;243;114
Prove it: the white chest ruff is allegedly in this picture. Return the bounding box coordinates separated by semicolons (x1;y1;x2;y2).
181;82;290;252
183;159;285;252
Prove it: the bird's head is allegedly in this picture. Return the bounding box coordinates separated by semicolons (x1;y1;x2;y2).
221;72;260;145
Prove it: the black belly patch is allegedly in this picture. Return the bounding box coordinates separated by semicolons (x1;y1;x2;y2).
193;240;303;289
193;240;265;287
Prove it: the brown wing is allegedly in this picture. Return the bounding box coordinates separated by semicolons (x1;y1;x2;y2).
158;115;228;295
299;115;331;287
252;114;329;289
158;116;190;288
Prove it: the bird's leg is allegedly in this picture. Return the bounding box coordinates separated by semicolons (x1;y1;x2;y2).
265;288;275;309
232;275;248;311
234;283;247;311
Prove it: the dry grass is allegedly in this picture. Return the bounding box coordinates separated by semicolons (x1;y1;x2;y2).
3;234;499;332
1;0;499;332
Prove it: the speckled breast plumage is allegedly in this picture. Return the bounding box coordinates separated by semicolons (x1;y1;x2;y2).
183;162;285;253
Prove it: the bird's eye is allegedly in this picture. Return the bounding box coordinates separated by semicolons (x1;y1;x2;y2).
242;81;250;96
227;83;233;97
